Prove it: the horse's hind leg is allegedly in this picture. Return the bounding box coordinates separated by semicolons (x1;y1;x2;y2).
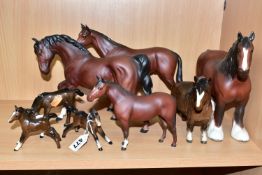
158;117;167;143
98;127;113;145
62;123;74;138
14;132;28;151
165;116;177;147
231;104;249;142
45;127;61;148
91;131;103;151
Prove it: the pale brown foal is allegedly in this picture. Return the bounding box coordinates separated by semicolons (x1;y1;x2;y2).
87;77;177;150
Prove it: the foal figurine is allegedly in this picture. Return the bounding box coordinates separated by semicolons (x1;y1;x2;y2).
8;106;61;151
87;77;177;151
31;88;84;125
172;76;213;144
62;108;113;151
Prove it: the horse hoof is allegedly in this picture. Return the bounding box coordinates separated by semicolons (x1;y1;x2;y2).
56;118;62;123
40;135;44;139
140;128;149;133
201;141;207;144
121;147;127;151
186;139;192;143
109;141;113;145
207;118;224;141
98;148;103;151
231;122;250;142
110;116;117;120
62;135;66;138
14;149;19;151
171;143;176;147
158;139;164;143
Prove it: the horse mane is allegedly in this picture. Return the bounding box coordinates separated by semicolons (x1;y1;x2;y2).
91;30;129;49
219;40;239;78
40;34;90;55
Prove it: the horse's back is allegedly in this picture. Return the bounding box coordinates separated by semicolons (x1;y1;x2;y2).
196;50;227;78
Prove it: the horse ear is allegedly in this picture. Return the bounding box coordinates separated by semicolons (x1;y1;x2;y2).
237;32;243;41
32;38;39;43
249;31;255;42
81;23;85;30
194;76;198;82
14;105;18;110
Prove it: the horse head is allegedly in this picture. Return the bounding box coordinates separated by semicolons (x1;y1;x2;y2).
32;37;55;75
193;76;211;112
8;106;24;123
87;76;107;102
77;24;92;47
236;32;255;81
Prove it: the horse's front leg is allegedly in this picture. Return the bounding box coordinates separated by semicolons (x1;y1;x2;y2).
231;104;249;142
207;100;225;141
97;127;113;145
90;127;103;151
200;124;208;144
120;120;129;151
14;132;28;151
39;106;51;138
186;122;194;143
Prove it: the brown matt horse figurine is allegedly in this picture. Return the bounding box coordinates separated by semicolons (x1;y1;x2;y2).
87;77;177;150
32;34;152;96
77;24;183;90
196;32;255;142
8;106;61;151
172;76;212;144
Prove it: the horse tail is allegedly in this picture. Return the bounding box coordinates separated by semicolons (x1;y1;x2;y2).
73;88;84;96
173;52;183;83
133;54;153;95
31;94;44;112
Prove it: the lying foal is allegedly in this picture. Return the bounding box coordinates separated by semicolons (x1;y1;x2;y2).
8;106;61;151
62;108;112;151
172;76;213;144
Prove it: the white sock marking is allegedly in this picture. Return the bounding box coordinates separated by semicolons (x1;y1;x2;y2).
122;139;129;148
186;130;193;141
231;120;250;142
58;107;67;119
196;90;205;108
14;141;22;151
96;140;102;149
35;114;43;119
105;136;111;143
201;130;207;142
242;48;249;71
40;132;45;138
207;116;224;141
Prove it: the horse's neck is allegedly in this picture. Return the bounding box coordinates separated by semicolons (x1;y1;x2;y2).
91;30;127;57
53;42;90;67
106;84;130;105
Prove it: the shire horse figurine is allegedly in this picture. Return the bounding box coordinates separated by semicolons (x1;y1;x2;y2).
32;88;84;125
172;76;213;144
32;34;152;97
196;32;255;142
8;106;61;151
62;108;113;151
87;77;177;150
77;24;183;90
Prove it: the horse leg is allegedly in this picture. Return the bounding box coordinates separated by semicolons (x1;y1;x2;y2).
186;122;194;143
40;106;51;138
90;130;103;151
140;121;150;133
14;132;28;151
62;123;74;138
97;127;113;145
231;104;249;142
63;106;73;126
120;121;129;151
165;117;177;147
207;100;225;141
57;107;67;122
200;124;208;144
45;127;61;148
158;117;167;143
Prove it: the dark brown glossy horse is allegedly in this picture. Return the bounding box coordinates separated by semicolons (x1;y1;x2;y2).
8;106;61;151
77;24;183;90
172;76;212;144
32;88;84;125
32;34;152;96
87;77;177;150
196;32;255;142
62;108;112;151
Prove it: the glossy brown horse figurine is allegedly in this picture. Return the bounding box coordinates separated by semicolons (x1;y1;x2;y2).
32;34;152;96
87;77;177;150
62;108;112;151
196;32;255;142
77;24;183;90
8;106;61;151
32;88;84;125
172;76;213;144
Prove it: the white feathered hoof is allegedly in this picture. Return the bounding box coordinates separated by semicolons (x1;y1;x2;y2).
207;118;224;141
231;121;250;142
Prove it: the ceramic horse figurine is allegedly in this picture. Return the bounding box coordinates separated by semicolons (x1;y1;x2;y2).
32;88;84;126
77;24;183;90
87;77;177;151
32;34;152;97
62;108;112;151
172;76;213;144
196;32;255;142
8;106;61;151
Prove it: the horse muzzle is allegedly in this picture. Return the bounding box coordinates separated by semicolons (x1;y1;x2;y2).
237;69;249;81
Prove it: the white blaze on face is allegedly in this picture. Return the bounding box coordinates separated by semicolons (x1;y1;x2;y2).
196;89;205;108
242;47;249;71
8;112;16;123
